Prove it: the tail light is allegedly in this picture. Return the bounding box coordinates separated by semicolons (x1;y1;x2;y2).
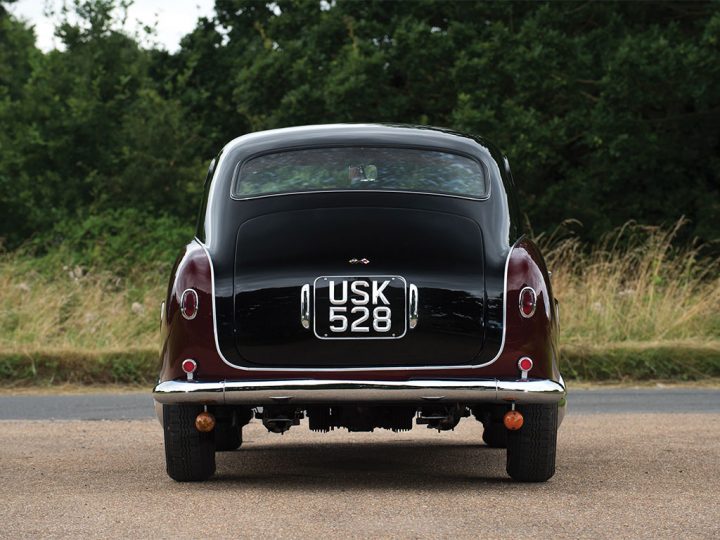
181;358;197;380
180;288;199;320
519;286;536;318
517;356;533;379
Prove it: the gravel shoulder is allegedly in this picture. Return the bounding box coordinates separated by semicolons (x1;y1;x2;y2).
2;413;719;538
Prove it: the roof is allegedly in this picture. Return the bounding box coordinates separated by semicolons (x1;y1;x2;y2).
221;124;502;162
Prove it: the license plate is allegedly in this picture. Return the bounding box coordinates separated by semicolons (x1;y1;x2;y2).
313;276;407;339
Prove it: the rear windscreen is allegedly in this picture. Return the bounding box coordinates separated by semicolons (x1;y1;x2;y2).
232;147;488;199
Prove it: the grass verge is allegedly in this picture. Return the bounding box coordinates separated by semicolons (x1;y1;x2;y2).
1;341;718;387
0;348;158;386
2;220;718;386
562;341;720;381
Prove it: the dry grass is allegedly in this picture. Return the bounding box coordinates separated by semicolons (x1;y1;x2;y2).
540;219;720;345
1;258;164;351
1;220;718;382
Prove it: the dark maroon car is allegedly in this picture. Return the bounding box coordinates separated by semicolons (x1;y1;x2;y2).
153;124;566;482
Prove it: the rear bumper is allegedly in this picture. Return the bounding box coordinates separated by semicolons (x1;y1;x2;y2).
152;377;566;406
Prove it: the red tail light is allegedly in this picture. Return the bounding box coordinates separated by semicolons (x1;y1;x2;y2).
181;358;197;381
519;286;536;318
518;357;533;372
181;288;199;320
181;359;197;374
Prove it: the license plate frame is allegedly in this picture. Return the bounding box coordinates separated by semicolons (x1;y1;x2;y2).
313;275;407;340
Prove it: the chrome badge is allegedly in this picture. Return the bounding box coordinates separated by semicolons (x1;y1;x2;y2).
348;258;370;265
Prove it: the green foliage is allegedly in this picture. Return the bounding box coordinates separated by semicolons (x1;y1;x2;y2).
24;208;194;276
0;0;204;246
177;0;720;242
562;343;720;381
1;0;719;252
0;348;158;385
2;343;718;385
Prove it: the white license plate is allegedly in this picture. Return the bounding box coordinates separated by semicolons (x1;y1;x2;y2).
313;276;407;340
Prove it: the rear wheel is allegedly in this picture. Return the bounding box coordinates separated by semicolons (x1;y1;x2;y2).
506;404;558;482
214;407;253;451
482;421;508;448
163;404;216;482
215;423;242;451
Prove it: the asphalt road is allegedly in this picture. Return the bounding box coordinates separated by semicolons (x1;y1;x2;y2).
3;409;719;538
1;388;719;420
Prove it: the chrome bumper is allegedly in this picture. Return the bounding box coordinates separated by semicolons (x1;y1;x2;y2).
152;378;566;406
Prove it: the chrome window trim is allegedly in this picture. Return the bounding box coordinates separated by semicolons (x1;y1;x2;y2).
228;144;492;202
231;188;490;202
202;139;497;245
194;236;517;372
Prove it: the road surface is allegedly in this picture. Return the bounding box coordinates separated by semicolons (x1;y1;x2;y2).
2;388;719;538
1;388;719;420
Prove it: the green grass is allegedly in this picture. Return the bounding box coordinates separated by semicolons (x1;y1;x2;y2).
562;341;720;381
0;348;158;385
0;342;718;386
1;220;718;386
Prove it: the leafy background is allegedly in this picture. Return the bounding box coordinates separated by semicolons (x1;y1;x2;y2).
0;0;718;383
2;0;719;251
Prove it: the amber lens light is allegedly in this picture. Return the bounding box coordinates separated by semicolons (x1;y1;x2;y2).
181;289;198;319
519;287;536;318
503;410;524;430
195;411;216;432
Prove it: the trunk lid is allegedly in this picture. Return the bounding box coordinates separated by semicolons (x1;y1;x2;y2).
233;207;485;367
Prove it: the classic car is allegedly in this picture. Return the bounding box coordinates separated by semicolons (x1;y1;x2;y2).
153;124;566;482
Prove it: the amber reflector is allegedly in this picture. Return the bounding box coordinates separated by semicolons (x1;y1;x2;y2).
503;410;524;430
195;412;216;432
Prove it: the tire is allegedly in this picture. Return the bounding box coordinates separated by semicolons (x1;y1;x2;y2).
506;404;558;482
482;421;508;448
163;404;216;482
215;423;242;451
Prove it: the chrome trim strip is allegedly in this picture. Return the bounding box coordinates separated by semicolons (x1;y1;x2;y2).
230;188;490;203
153;378;566;405
194;237;517;372
408;284;418;329
300;284;310;329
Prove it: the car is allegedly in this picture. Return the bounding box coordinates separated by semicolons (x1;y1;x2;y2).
153;124;566;483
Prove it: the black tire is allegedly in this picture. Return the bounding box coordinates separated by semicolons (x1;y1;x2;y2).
482;421;508;448
163;404;216;482
215;423;242;451
506;404;558;482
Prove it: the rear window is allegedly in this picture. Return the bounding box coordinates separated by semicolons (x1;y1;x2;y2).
232;147;488;199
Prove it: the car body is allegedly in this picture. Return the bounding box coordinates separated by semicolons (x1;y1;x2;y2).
153;124;566;482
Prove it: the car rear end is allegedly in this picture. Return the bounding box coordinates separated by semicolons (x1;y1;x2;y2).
153;125;565;482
